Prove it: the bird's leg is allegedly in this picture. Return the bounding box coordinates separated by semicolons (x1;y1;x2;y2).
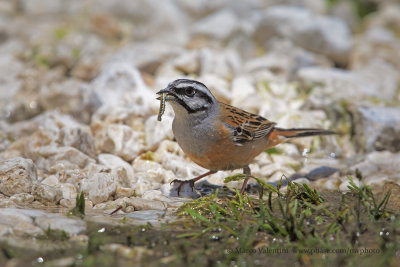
239;166;251;194
170;170;216;196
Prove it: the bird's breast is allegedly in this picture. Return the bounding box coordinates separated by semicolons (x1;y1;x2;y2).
172;118;268;171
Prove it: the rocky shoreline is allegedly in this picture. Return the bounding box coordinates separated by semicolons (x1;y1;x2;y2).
0;0;399;264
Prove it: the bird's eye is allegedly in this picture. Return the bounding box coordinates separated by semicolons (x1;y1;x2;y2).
184;87;195;96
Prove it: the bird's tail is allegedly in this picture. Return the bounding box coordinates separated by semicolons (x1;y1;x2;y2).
274;127;336;138
268;127;336;146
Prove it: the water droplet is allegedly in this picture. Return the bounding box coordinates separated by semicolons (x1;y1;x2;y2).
29;101;38;109
37;257;44;263
356;232;360;237
302;148;310;157
98;227;105;233
211;235;219;240
386;232;390;236
380;232;383;236
141;228;146;232
330;152;336;158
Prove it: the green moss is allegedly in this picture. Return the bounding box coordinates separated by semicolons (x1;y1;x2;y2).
140;151;155;161
53;27;69;40
68;191;85;218
265;147;284;155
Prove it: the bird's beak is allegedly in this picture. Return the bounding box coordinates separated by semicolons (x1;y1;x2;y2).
156;87;176;100
156;87;170;95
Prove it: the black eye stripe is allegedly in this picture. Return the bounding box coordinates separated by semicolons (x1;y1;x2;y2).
174;87;213;104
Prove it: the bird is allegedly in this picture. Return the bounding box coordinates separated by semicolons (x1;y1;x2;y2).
156;79;336;195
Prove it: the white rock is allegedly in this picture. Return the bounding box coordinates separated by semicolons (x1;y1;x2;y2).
230;75;262;114
29;146;96;171
255;6;351;65
13;221;44;237
90;58;157;118
32;184;62;205
8;208;46;218
58;168;87;185
115;187;136;199
10;193;35;205
60;183;77;200
244;39;332;81
199;74;232;103
94;124;144;161
85;163;110;178
0;55;24;119
350;151;400;177
199;48;241;80
113;42;182;74
129;197;167;211
172;50;200;74
354;106;400;152
29;111;96;157
36;214;86;236
98;153;135;187
38;79;93;124
145;115;174;149
92;0;188;44
18;0;84;15
0;157;37;196
0;224;11;237
81;173;117;205
60;199;75;209
141;190;172;202
192;9;239;40
298;59;398;105
0;208;34;226
41;175;60;187
132;158;175;184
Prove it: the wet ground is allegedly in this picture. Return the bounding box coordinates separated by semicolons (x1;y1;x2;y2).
1;180;399;267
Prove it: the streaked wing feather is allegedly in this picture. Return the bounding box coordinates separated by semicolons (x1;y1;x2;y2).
220;103;276;146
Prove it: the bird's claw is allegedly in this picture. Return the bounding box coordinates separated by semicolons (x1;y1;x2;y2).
170;179;195;196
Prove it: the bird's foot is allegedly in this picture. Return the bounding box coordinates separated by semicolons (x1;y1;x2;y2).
170;179;196;196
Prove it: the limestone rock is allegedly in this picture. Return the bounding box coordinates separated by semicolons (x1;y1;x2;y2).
81;173;117;204
129;197;167;211
36;214;86;236
32;184;62;205
13;221;43;237
145;115;174;150
60;183;77;200
192;9;239;40
0;157;37;196
94;124;144;161
98;153;135;187
298;59;399;106
353;106;400;152
351;27;400;70
10;193;35;205
255;5;351;65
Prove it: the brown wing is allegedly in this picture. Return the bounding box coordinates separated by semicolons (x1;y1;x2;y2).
219;102;276;146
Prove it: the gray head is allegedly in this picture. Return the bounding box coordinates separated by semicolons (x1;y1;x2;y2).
157;79;217;116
